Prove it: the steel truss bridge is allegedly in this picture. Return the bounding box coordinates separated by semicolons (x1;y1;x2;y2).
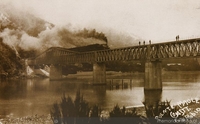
30;38;200;65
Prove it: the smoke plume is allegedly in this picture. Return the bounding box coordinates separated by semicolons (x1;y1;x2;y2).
0;3;142;57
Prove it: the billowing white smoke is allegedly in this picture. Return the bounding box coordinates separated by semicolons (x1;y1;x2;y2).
0;28;20;47
38;26;62;49
0;28;38;50
0;3;61;52
0;25;105;53
0;3;106;52
20;33;40;50
0;2;141;54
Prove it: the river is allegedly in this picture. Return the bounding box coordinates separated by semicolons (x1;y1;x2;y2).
0;71;200;119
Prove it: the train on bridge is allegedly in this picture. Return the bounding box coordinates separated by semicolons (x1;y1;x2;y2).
27;38;200;90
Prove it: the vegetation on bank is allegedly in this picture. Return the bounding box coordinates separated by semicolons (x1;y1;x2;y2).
0;114;52;124
51;91;148;124
0;38;23;77
0;37;37;79
50;91;192;124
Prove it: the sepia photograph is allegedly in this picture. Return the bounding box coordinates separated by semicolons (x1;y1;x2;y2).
0;0;200;123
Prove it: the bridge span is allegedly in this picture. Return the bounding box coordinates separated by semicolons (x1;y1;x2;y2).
28;38;200;90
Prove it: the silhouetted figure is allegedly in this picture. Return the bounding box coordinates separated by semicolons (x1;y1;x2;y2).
139;41;141;45
149;40;151;45
176;35;179;41
143;41;145;45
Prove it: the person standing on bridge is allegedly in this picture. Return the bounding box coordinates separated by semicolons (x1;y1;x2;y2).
177;35;179;41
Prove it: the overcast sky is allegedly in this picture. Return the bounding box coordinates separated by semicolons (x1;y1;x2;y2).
1;0;200;42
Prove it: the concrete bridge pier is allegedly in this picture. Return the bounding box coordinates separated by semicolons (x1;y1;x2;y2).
50;64;62;80
93;62;106;85
144;60;162;90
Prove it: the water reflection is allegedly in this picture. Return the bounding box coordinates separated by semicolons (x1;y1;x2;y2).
0;71;200;118
27;79;33;91
143;90;162;117
87;85;107;108
0;80;27;99
93;86;106;97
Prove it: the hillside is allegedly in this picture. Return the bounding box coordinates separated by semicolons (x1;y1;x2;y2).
0;38;22;76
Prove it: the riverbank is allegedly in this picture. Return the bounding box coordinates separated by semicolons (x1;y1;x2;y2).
0;103;146;124
0;100;200;124
0;107;145;124
0;114;52;124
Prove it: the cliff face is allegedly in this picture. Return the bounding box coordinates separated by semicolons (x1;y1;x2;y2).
0;38;22;76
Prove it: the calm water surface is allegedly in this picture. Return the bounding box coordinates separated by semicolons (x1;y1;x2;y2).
0;71;200;118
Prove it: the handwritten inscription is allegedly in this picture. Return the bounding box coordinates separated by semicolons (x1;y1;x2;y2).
155;97;200;121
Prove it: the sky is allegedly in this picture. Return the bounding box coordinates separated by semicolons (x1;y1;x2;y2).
1;0;200;43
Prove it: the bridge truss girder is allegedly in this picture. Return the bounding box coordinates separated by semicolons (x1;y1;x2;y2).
30;38;200;65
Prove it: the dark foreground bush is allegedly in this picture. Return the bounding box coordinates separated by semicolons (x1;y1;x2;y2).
109;104;149;124
50;91;148;124
51;91;189;124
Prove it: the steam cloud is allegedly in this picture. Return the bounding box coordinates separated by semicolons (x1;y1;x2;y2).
0;2;142;55
0;3;107;53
